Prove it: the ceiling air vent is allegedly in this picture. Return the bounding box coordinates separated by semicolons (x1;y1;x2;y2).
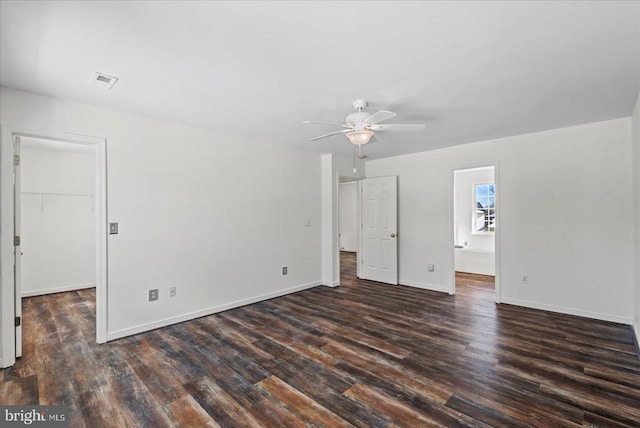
91;72;119;90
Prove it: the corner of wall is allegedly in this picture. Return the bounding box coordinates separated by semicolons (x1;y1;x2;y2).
320;154;334;285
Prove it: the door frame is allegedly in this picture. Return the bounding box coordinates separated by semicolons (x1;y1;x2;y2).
449;163;501;302
1;125;108;368
13;137;22;357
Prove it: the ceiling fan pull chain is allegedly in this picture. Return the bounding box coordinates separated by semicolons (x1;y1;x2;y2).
353;145;357;173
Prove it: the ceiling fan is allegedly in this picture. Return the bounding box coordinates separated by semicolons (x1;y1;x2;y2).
303;99;425;146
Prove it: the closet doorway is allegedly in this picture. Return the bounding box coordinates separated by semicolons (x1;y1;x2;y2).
19;137;97;298
1;128;107;367
452;165;499;301
338;178;359;281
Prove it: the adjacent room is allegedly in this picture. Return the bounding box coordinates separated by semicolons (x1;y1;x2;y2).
1;1;639;426
454;166;496;300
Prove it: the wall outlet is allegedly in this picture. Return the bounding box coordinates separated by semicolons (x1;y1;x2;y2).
169;286;176;297
521;274;529;285
427;264;435;272
282;266;288;275
149;289;159;301
109;222;118;234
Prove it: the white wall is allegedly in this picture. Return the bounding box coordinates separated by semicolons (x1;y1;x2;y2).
339;182;358;252
632;91;640;343
454;248;495;276
0;86;322;340
20;142;96;296
367;118;634;324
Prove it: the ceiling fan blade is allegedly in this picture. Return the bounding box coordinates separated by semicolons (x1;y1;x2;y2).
309;129;351;141
303;120;350;128
365;110;396;124
371;124;426;132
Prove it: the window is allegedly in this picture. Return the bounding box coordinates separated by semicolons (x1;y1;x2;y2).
474;183;495;233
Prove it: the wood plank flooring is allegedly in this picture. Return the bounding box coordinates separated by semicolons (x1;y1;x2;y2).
2;252;639;426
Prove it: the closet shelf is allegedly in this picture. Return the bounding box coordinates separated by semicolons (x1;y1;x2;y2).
21;192;95;212
22;191;95;197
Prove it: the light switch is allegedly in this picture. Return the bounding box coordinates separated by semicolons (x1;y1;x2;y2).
109;222;118;234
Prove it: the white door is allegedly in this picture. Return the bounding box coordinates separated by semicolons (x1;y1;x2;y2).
13;136;22;357
360;176;398;284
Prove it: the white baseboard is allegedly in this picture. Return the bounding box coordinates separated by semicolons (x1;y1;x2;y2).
399;279;451;294
500;296;632;325
633;319;640;360
322;281;340;288
106;281;321;341
22;283;95;298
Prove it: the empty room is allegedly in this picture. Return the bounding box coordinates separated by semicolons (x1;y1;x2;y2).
1;1;640;426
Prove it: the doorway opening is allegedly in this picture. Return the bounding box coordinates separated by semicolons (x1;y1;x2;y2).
20;137;97;295
452;165;499;301
1;127;107;368
338;177;359;282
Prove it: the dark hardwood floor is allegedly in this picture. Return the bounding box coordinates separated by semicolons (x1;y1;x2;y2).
455;271;495;299
2;253;640;426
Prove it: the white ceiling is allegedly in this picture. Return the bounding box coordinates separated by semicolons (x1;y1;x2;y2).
1;1;638;159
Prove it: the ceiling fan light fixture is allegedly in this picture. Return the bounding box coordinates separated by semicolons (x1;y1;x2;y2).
346;129;374;145
304;99;425;144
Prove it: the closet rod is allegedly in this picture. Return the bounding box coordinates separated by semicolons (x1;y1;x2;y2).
21;191;95;197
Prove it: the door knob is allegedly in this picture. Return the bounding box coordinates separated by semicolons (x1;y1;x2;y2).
391;233;396;238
